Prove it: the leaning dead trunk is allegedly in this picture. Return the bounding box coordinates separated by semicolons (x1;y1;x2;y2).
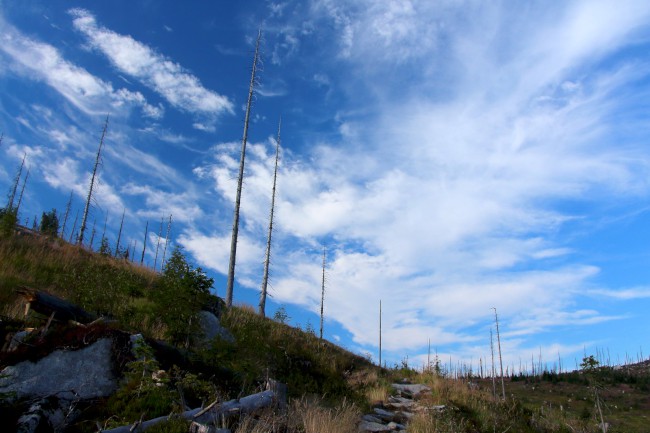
78;115;109;245
102;380;286;433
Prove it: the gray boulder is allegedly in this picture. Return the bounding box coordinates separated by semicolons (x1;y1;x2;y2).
0;337;118;400
197;310;234;344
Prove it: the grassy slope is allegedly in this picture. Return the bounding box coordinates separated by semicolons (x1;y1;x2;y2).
2;233;650;432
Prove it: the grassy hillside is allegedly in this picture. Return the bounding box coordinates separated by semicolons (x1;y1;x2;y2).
1;232;649;432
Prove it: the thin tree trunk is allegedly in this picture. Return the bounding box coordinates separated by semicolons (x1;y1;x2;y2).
153;217;163;271
493;307;506;400
320;246;326;342
161;214;172;269
89;219;97;250
78;115;109;245
140;221;149;265
379;299;382;368
60;191;73;238
259;120;280;317
69;210;79;243
7;153;26;210
114;208;125;257
226;29;262;308
15;167;30;216
490;328;497;399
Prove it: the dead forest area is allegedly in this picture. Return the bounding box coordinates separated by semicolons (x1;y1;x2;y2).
0;222;649;432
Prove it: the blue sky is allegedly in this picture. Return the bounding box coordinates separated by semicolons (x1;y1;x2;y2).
2;0;650;372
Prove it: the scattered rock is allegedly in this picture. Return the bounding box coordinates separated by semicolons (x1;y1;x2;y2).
359;383;442;433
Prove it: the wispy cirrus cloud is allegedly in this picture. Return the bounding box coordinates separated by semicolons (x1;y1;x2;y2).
0;15;162;119
69;8;233;118
178;0;650;363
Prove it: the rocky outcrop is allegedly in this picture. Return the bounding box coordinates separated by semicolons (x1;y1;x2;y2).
0;337;119;433
0;337;117;400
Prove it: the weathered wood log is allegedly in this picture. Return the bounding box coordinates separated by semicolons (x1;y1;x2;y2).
15;287;96;324
102;381;287;433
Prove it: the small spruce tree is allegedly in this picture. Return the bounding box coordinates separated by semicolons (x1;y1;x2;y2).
39;209;59;237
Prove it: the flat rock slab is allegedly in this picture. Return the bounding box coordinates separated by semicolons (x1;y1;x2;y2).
373;407;396;421
362;414;383;423
0;338;117;400
359;421;394;432
391;383;431;397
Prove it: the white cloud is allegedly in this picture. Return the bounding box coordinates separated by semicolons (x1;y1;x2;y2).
122;183;203;224
70;8;233;116
588;287;650;300
187;0;650;361
0;18;162;119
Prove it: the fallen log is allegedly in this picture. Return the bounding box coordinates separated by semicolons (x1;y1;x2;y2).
102;381;287;433
15;287;96;324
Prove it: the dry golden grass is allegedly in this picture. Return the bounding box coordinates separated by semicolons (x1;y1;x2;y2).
290;397;360;433
365;384;390;406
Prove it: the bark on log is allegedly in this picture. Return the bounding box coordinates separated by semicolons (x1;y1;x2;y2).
102;383;286;433
15;287;96;324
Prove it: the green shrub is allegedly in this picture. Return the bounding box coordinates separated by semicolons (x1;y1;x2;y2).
155;246;213;348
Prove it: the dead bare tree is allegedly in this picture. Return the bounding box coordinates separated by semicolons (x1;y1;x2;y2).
161;214;172;269
320;246;326;342
69;209;79;243
114;208;125;257
7;153;26;211
153;216;163;271
60;191;73;238
78;115;109;245
140;221;149;266
15;166;30;215
259;119;281;317
490;328;497;399
379;299;382;368
492;307;506;400
226;29;262;308
89;218;97;249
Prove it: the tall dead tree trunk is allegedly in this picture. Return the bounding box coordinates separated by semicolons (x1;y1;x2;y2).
226;29;262;308
60;191;73;238
114;208;125;257
379;299;382;368
15;166;30;216
7;153;26;211
320;246;326;342
69;210;79;243
490;328;497;399
153;216;163;271
140;221;149;265
259;119;281;317
161;214;172;269
89;218;97;249
78;115;109;245
493;307;506;400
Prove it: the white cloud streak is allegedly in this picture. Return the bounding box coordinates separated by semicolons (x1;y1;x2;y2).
70;8;233;116
0;17;162;119
179;0;650;362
